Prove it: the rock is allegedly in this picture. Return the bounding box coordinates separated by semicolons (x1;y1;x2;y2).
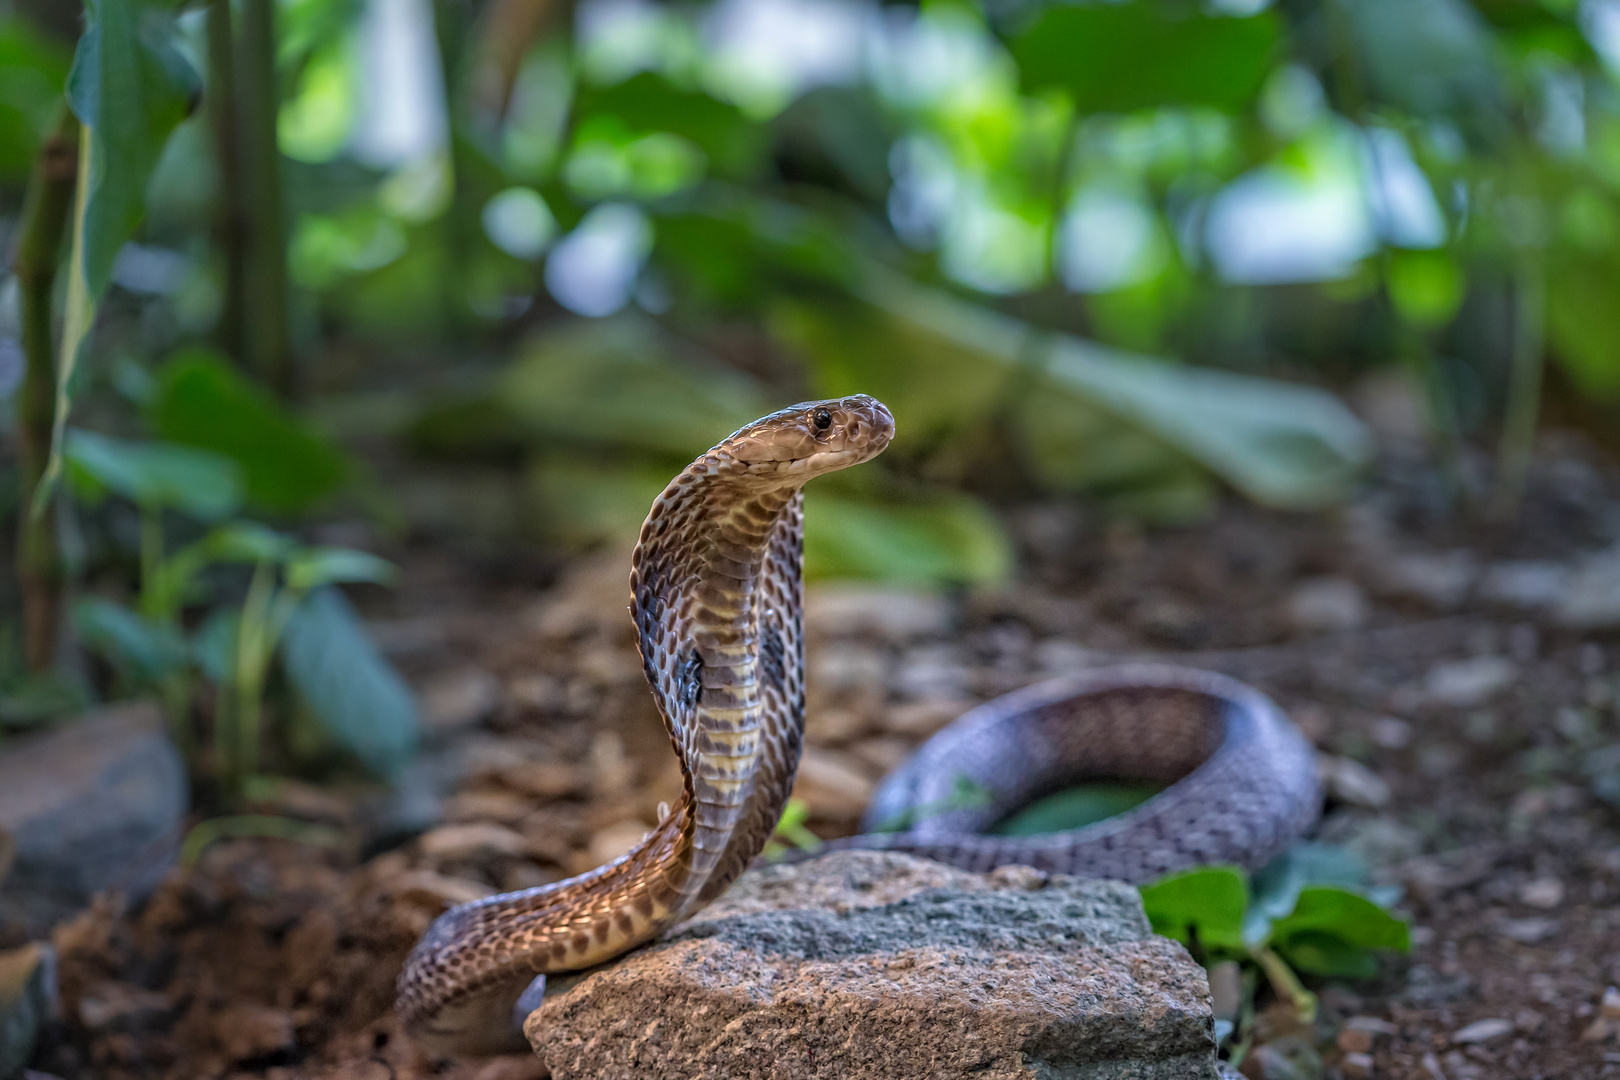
1372;550;1479;610
421;668;502;738
527;850;1219;1079
790;748;875;821
1336;1016;1397;1053
0;944;55;1080
1240;1035;1321;1080
1494;916;1557;944
0;703;186;933
1557;546;1620;629
1478;562;1568;612
1284;577;1369;634
805;587;950;640
419;823;533;860
1603;985;1620;1020
1339;1051;1373;1079
1518;876;1564;909
75;981;170;1031
1451;1018;1512;1045
1421;657;1517;708
212;1002;295;1064
1319;755;1392;810
1369;716;1413;750
808;646;887;695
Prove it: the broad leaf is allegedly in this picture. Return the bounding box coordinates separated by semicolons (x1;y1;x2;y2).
1140;866;1249;954
205;521;296;564
73;597;188;684
148;350;350;512
65;0;199;295
1012;5;1281;113
285;548;397;592
279;587;418;778
1269;886;1411;958
66;428;244;519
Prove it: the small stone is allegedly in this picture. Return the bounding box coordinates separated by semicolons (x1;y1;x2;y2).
1422;657;1517;708
803;707;869;744
1369;716;1413;750
587;820;651;866
1374;550;1479;610
848;737;913;777
881;699;965;737
444;789;536;826
1285;577;1369;633
1602;986;1620;1020
809;645;887;694
76;981;169;1031
1557;546;1620;630
1340;1051;1375;1079
1451;1018;1513;1044
1208;960;1242;1022
419;822;531;860
589;732;634;798
1495;916;1558;944
1319;755;1392;809
791;748;876;820
1033;639;1105;674
1242;1034;1322;1080
1518;877;1565;909
497;761;586;802
1478;562;1568;611
805;586;951;639
420;668;502;737
382;870;494;910
0;703;187;932
894;645;971;700
213;1003;295;1064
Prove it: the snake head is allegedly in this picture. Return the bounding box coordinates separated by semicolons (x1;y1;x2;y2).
725;395;895;481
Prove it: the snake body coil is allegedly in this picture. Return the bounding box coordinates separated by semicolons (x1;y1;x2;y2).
397;395;1321;1055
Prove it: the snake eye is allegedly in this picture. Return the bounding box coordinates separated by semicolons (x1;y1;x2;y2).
813;408;832;431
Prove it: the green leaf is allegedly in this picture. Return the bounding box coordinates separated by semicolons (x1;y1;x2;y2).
803;491;1013;585
205;521;296;564
65;428;244;519
1342;0;1504;125
992;783;1162;836
1011;6;1281;113
1269;886;1411;971
861;274;1374;510
285;548;397;592
1275;931;1382;980
279;587;418;778
65;0;199;295
0;673;90;730
1140;866;1249;954
190;607;237;685
0;17;73;178
498;316;770;457
573;72;763;178
148;350;351;512
73;596;188;684
1246;843;1370;946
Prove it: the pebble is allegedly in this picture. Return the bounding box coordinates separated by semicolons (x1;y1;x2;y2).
1374;550;1479;610
1495;916;1558;944
1478;561;1568;611
1337;1015;1398;1053
791;747;876;820
444;789;537;826
881;699;965;737
588;732;634;797
1032;639;1105;674
1319;754;1392;809
1285;576;1369;633
1422;656;1517;708
382;870;494;908
497;761;586;802
1369;715;1413;750
420;668;502;737
810;645;888;695
213;1002;296;1064
1518;876;1565;909
1557;545;1620;629
805;586;950;639
803;707;870;744
848;737;913;776
587;820;651;866
894;645;971;700
1605;985;1620;1019
77;981;170;1030
1451;1017;1513;1044
419;822;531;860
1340;1051;1374;1079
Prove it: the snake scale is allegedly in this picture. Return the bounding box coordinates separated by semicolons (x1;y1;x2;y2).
397;394;1322;1055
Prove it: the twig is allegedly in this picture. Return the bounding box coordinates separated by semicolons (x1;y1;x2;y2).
10;104;80;671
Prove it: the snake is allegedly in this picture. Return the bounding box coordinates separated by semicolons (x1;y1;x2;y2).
396;394;1323;1056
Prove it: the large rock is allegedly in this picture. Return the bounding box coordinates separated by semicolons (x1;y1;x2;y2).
0;703;186;932
527;851;1218;1080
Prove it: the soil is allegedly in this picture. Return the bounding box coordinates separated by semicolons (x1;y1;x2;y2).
13;429;1620;1080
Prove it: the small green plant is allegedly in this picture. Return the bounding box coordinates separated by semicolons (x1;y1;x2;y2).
763;798;823;860
1139;844;1410;1063
64;427;417;801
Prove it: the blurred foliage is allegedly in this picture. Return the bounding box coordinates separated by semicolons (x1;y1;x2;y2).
1141;844;1410;1059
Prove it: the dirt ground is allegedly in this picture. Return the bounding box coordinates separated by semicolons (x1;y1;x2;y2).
15;429;1620;1080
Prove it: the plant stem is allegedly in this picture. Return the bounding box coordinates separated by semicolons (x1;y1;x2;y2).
10;104;80;672
1490;256;1546;520
1250;944;1318;1025
231;559;277;792
206;0;248;365
238;0;294;396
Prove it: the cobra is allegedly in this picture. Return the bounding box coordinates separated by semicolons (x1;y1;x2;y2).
396;394;1322;1055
